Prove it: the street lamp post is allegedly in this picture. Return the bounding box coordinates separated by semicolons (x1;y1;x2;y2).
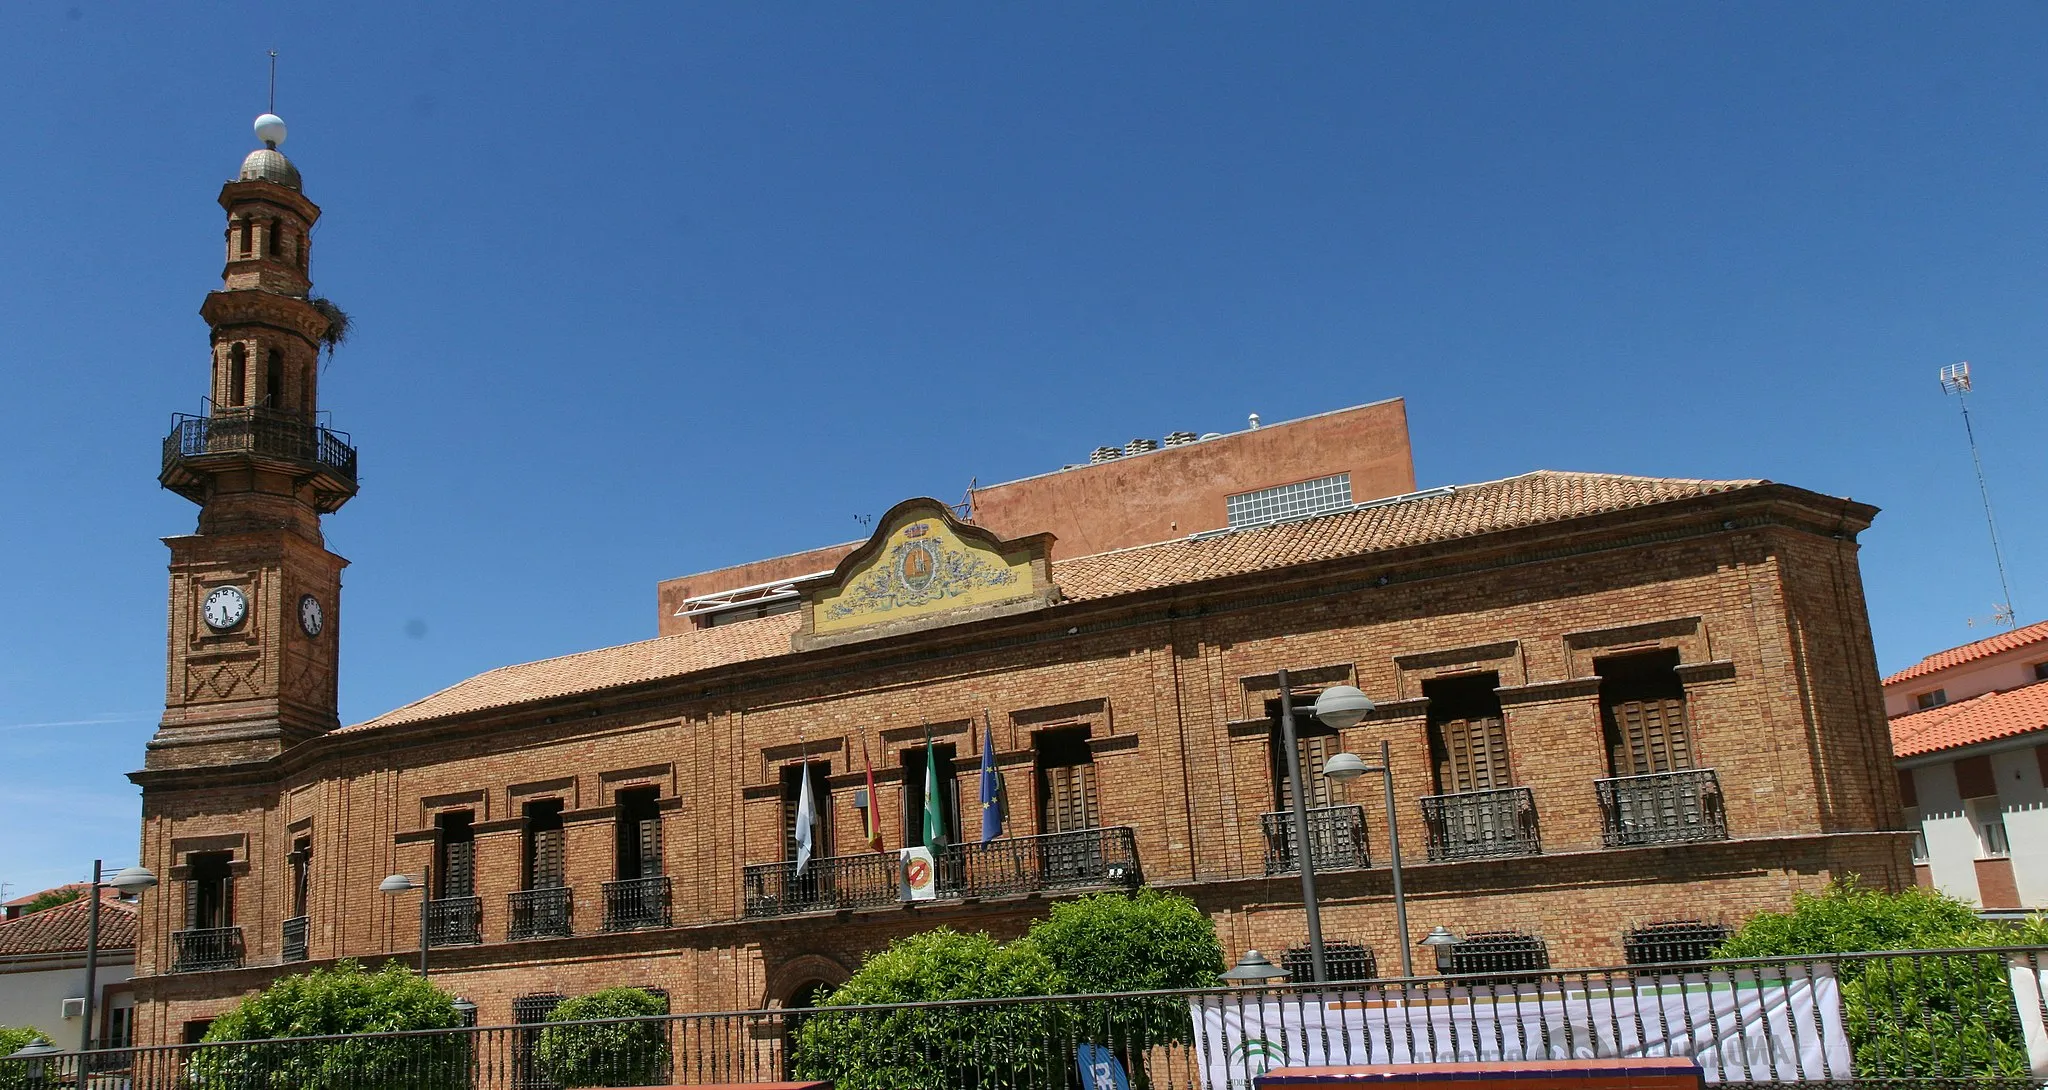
1313;686;1415;979
379;866;433;975
1273;668;1329;983
80;862;159;1054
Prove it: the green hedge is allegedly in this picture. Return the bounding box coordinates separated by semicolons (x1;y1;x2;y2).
185;960;467;1090
535;988;671;1088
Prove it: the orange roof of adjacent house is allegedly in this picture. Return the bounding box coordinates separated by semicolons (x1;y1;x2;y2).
1890;681;2048;759
1882;619;2048;688
346;470;1772;733
0;895;137;956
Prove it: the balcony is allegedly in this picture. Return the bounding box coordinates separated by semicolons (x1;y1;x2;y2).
281;914;309;962
159;409;359;513
1596;768;1727;847
1261;805;1370;875
171;926;244;972
426;895;482;946
508;886;573;940
602;875;672;931
1420;787;1542;861
742;827;1141;919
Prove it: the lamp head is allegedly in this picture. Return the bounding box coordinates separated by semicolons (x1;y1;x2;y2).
109;865;159;894
1221;949;1287;984
379;873;420;894
7;1041;60;1061
1312;685;1374;730
1323;751;1370;781
1419;926;1460;947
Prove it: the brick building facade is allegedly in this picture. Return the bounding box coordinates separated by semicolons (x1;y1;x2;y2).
129;123;1911;1045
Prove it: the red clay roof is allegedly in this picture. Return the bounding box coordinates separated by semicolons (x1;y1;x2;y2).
0;895;137;957
1890;680;2048;759
347;470;1771;733
1883;619;2048;688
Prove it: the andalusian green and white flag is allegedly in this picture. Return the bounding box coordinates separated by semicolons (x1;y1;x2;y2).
922;733;947;850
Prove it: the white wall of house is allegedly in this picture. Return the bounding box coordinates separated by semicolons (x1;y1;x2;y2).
1993;746;2048;906
1903;739;2048;909
0;953;134;1049
1909;759;1983;905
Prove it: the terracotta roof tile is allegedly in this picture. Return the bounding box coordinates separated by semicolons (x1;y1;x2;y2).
1882;620;2048;687
1890;681;2048;759
0;895;136;956
347;470;1768;733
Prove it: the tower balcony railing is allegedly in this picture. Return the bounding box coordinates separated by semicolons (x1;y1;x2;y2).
160;409;358;511
1261;804;1370;875
1595;768;1728;847
170;926;244;973
601;875;672;931
280;914;310;963
425;895;482;947
1420;786;1543;861
507;886;573;940
740;826;1141;919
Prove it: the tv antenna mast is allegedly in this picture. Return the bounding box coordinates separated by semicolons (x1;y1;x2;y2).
1938;362;2017;629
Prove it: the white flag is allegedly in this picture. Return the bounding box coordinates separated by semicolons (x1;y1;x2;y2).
794;767;816;876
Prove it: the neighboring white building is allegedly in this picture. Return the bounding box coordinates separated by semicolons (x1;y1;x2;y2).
0;890;137;1050
1887;620;2048;911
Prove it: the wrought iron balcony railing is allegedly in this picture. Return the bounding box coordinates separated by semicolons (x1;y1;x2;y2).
1420;786;1542;861
281;914;310;963
426;895;482;947
741;826;1140;918
601;875;672;931
508;886;574;940
1261;804;1370;875
159;409;359;512
1595;768;1728;848
171;926;244;973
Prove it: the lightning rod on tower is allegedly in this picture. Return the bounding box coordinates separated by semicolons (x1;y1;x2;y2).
1938;361;2017;629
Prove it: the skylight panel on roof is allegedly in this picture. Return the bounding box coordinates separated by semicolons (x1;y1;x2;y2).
1226;472;1352;529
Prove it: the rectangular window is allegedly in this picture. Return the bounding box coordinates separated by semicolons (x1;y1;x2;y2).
1226;473;1353;528
289;836;312;917
1971;798;2010;858
1598;650;1693;776
1896;768;1919;808
1425;672;1510;793
524;799;566;889
105;1003;134;1049
184;852;234;930
1268;696;1336;812
615;787;663;880
2035;662;2048;682
902;744;959;848
1035;727;1099;834
1955;755;1997;800
435;811;476;898
782;762;832;862
1916;689;1948;710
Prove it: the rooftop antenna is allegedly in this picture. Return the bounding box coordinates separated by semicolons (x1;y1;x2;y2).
268;50;278;114
1939;362;2017;629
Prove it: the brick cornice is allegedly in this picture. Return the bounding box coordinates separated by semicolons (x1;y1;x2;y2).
1495;678;1602;705
1675;659;1738;685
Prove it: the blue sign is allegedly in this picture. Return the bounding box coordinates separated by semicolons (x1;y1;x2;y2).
1075;1043;1132;1090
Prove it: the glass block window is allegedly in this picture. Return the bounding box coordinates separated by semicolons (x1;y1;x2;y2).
1622;920;1730;965
1226;473;1353;528
1282;941;1377;983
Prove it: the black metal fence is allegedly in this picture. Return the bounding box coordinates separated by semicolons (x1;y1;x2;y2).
1596;768;1728;847
427;896;482;947
507;887;573;941
11;947;2045;1089
170;926;243;972
162;410;358;482
1420;786;1542;861
1260;804;1370;875
742;827;1140;918
601;876;671;931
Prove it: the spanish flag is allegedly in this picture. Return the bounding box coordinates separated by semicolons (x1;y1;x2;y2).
861;732;885;853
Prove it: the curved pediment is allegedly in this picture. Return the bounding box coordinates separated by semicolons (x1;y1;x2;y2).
793;498;1058;650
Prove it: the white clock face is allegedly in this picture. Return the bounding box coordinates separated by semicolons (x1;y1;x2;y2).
298;594;324;637
202;585;248;631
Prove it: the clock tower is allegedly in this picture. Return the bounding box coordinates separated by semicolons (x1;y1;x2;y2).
148;114;356;771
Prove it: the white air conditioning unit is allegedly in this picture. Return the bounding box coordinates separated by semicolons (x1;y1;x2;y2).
61;997;85;1019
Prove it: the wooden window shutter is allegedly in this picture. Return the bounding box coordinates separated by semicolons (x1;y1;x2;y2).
1611;698;1693;776
443;840;476;898
1043;763;1101;833
1437;716;1513;793
1955;755;1997;799
638;815;664;877
222;871;234;926
1277;734;1335;811
532;827;565;888
184;878;200;929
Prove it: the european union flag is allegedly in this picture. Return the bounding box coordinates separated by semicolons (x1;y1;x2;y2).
979;722;1003;843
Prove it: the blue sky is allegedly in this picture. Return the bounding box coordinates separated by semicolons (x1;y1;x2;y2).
2;3;2043;894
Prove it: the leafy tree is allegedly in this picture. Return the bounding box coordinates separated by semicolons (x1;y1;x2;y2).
535;988;671;1088
13;889;82;917
791;928;1068;1090
0;1027;53;1090
1718;879;2045;1084
1027;891;1223;1086
185;959;467;1090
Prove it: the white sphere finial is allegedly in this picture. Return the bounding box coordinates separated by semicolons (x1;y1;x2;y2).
254;113;287;149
